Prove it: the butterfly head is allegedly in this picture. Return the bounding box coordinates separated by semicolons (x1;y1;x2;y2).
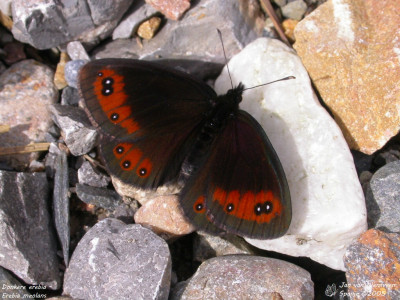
225;82;245;105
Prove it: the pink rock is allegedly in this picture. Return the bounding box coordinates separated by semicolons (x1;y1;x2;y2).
145;0;190;20
134;195;194;238
0;60;58;169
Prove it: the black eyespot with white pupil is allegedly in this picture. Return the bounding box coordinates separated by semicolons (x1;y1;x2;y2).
122;160;130;169
116;146;124;154
101;77;114;96
111;113;119;121
102;77;114;86
195;203;203;211
226;203;234;213
139;168;147;176
254;201;273;216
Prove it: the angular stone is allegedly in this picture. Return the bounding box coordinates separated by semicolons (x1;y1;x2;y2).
171;255;314;299
214;37;366;271
78;161;110;188
61;87;80;106
365;160;400;233
63;219;171;299
134;195;194;239
344;229;400;299
293;0;400;154
53;148;70;266
12;0;94;49
193;233;253;262
66;41;90;61
137;16;161;39
93;0;264;65
76;184;122;210
0;267;32;298
281;0;307;20
0;171;60;289
0;59;58;169
54;52;70;90
145;0;190;20
64;60;89;89
50;104;98;156
112;0;159;40
11;0;134;49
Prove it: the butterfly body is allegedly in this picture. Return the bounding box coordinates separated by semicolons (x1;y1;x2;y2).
79;58;291;239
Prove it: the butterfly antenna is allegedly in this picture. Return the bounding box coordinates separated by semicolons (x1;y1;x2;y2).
217;29;234;89
243;76;296;91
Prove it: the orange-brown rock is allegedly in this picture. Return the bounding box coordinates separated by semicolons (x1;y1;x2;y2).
294;0;400;154
344;229;399;299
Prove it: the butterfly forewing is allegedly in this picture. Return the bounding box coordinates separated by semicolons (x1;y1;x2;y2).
79;59;216;188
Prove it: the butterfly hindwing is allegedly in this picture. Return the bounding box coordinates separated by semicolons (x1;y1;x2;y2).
179;110;291;239
79;59;216;188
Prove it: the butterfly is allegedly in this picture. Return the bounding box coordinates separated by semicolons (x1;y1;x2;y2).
78;58;291;239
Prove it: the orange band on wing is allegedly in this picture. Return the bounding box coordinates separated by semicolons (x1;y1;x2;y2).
212;188;283;223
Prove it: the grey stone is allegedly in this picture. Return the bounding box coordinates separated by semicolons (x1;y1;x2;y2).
61;87;80;106
171;255;313;299
65;60;89;89
112;0;159;39
11;0;134;50
0;267;32;298
12;0;94;49
63;219;171;300
366;160;400;233
94;0;264;65
87;0;134;26
78;161;110;188
76;184;122;210
0;171;60;289
193;233;253;262
66;41;90;61
281;0;307;20
53;148;70;266
50;104;98;156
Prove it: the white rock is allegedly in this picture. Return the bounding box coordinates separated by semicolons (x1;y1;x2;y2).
214;38;367;271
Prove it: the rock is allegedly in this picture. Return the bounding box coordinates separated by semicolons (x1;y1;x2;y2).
0;171;60;289
93;0;264;65
137;16;162;39
365;160;400;233
54;52;70;90
63;219;171;300
76;184;122;210
11;0;134;49
0;59;58;169
66;41;90;61
193;233;253;262
0;0;12;16
214;37;366;271
171;255;314;299
0;267;32;298
64;60;89;89
50;104;98;156
112;0;159;40
77;161;110;188
61;87;80;106
281;0;307;20
145;0;190;20
344;229;400;299
134;195;194;239
293;0;400;154
53;147;70;266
